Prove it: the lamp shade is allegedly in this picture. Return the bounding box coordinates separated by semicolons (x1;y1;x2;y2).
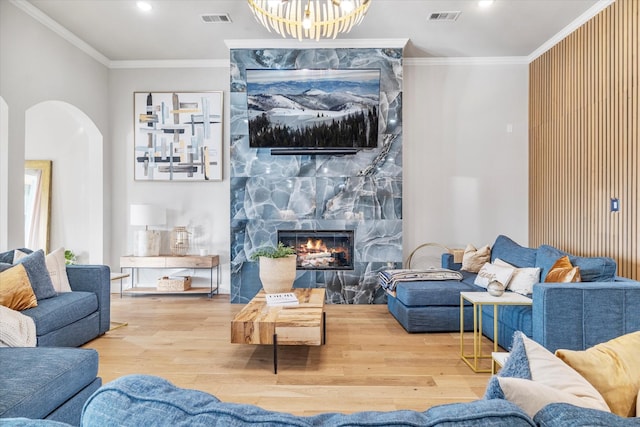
130;204;166;227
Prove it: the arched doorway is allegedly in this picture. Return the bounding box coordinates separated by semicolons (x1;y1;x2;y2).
25;101;103;263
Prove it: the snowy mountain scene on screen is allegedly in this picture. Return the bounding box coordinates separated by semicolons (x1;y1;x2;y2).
246;68;380;150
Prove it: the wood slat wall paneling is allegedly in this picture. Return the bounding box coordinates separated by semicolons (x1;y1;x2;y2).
529;0;639;280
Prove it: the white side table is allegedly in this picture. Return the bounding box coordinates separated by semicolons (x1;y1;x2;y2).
491;351;510;374
109;272;130;330
460;291;532;373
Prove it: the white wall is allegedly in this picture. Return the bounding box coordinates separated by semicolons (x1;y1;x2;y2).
1;1;530;293
403;61;529;256
109;68;231;292
0;1;109;257
0;97;8;251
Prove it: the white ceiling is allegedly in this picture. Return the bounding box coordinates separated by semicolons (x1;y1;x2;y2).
22;0;606;63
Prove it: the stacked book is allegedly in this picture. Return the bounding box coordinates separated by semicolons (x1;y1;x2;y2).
265;292;299;306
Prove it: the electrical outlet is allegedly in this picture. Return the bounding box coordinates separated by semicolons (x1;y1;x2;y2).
610;198;620;212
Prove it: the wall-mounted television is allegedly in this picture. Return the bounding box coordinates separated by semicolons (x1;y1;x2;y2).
246;68;380;155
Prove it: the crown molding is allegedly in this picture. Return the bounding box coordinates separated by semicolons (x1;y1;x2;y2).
10;0;111;67
224;38;410;50
11;0;612;70
528;0;615;62
109;59;230;69
405;57;528;66
112;56;527;69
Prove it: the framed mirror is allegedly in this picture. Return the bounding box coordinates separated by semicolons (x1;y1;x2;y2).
24;160;52;253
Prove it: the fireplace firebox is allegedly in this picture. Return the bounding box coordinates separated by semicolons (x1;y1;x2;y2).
278;230;355;270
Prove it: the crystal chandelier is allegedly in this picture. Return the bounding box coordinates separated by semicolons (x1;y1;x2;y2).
247;0;372;41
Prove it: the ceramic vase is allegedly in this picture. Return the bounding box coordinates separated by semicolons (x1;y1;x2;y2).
487;280;506;297
258;255;297;293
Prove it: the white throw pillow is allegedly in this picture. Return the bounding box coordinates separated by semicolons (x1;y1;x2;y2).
473;262;515;289
489;332;611;419
522;333;610;412
14;248;72;293
494;258;541;295
497;377;608;419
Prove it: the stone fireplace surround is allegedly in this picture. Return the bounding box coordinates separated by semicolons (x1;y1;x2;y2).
229;46;403;304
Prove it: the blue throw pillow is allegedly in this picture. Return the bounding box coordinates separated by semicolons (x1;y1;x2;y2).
14;249;57;300
485;331;533;401
490;235;538;268
0;248;32;264
0;251;13;264
535;245;617;282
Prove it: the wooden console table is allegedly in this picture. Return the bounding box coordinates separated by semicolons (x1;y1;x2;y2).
119;255;219;298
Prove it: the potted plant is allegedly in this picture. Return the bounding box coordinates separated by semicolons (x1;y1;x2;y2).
250;242;297;293
64;249;77;265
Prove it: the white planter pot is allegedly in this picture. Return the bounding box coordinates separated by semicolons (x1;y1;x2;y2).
258;255;297;293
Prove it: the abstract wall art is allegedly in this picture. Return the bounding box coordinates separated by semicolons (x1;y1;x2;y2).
133;91;223;181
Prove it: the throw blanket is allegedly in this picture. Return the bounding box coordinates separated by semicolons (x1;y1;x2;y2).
379;268;464;295
0;305;36;347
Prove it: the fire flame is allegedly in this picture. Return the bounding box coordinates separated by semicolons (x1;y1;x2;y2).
304;238;327;253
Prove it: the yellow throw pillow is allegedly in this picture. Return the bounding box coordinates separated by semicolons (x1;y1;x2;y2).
461;243;491;273
556;331;640;417
544;255;581;282
0;264;38;310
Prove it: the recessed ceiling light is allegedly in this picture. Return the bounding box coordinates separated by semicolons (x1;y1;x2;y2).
136;1;152;12
478;0;494;8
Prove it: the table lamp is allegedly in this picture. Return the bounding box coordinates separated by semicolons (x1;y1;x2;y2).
130;204;166;256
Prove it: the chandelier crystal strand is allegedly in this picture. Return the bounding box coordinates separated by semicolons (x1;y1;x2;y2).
247;0;371;41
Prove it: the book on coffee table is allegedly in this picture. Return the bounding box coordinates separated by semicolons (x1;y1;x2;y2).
265;292;299;306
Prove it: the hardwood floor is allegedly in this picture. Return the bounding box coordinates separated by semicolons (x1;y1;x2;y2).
84;294;494;416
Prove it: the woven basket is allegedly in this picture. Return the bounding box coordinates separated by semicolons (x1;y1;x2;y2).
157;276;192;291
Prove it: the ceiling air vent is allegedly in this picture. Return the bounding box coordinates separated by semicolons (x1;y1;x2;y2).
200;13;232;24
428;11;461;22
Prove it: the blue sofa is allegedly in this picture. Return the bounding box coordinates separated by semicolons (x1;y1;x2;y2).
0;348;101;426
386;235;640;352
0;249;111;347
0;249;110;426
22;264;111;347
3;374;639;426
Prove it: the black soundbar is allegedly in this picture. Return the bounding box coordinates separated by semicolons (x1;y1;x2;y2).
269;148;358;156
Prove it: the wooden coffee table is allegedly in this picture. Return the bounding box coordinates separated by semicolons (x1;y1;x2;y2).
230;288;326;373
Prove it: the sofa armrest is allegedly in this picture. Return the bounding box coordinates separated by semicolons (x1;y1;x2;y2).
532;281;640;352
66;265;111;335
83;375;535;426
534;402;640;426
441;253;462;271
